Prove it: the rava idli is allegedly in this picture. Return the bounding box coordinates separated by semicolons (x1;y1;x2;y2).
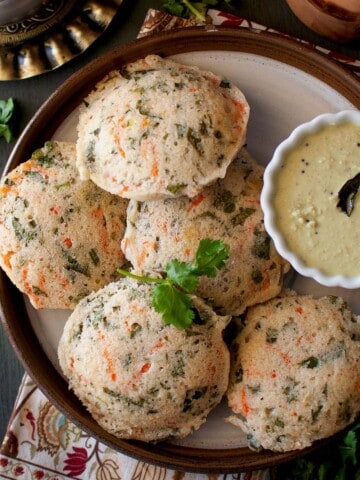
122;148;287;316
58;277;231;442
76;55;249;201
227;292;360;452
0;141;128;309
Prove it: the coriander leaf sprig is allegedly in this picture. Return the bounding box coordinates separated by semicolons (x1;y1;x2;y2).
118;238;230;329
277;420;360;480
0;98;15;143
162;0;233;22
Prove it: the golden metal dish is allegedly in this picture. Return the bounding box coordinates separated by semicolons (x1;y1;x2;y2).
0;0;123;80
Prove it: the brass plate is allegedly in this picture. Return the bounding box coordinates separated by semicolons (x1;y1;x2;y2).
0;0;123;80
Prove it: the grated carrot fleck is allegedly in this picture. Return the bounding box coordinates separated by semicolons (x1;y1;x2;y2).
56;272;70;288
187;193;206;212
118;185;129;195
151;160;159;177
63;237;72;248
98;331;117;381
0;185;16;196
92;207;109;253
22;266;44;308
241;387;250;415
49;206;59;215
140;362;151;374
3;251;15;269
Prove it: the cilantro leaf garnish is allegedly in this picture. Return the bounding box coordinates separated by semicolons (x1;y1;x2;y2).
152;283;195;329
194;237;230;276
0;98;15;143
118;238;230;329
162;0;233;21
166;259;199;292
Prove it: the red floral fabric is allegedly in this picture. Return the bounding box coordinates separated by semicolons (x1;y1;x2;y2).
0;376;269;479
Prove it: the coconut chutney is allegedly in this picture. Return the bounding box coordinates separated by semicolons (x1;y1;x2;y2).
273;122;360;277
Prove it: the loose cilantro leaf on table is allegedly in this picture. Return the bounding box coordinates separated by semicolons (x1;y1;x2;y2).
118;238;230;329
163;0;185;17
276;420;360;480
0;98;15;143
162;0;233;21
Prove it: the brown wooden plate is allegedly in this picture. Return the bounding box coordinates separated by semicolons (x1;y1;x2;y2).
1;26;360;473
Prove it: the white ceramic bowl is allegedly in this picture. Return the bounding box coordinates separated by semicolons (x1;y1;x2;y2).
261;109;360;289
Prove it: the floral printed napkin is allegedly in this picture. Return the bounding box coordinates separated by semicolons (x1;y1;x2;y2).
141;9;360;77
1;8;359;480
0;376;272;480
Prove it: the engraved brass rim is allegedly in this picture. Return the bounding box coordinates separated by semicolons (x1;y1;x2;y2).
0;0;123;80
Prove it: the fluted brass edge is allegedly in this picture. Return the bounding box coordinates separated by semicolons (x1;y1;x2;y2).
0;0;123;80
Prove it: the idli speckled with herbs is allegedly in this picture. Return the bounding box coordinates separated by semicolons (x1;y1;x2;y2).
122;148;288;316
76;54;249;201
58;277;231;442
0;141;128;309
227;292;360;452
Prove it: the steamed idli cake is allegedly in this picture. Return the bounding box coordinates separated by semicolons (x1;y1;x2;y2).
76;54;249;201
0;141;128;309
122;148;287;316
227;292;360;452
58;277;231;442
